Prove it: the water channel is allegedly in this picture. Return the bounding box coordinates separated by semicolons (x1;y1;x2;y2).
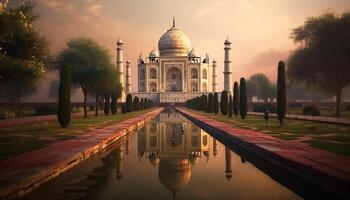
24;110;303;200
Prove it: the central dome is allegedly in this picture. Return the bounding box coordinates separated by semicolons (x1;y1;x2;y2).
158;22;191;57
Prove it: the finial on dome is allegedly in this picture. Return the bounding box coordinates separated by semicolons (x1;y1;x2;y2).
173;17;176;27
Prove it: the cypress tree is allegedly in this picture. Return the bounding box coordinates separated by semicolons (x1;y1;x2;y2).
104;95;110;115
111;92;117;114
202;95;208;112
140;98;144;110
239;78;248;119
57;64;71;127
228;95;233;117
214;92;219;114
233;81;239;117
220;91;228;116
126;94;132;112
208;93;214;113
277;61;287;127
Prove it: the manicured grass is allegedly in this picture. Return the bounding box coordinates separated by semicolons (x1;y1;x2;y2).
0;108;155;159
187;108;350;156
288;109;350;119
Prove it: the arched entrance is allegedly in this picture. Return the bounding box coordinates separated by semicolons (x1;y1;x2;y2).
166;67;182;92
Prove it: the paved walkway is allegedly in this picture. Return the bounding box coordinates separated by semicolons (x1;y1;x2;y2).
0;108;163;199
177;107;350;199
248;111;350;125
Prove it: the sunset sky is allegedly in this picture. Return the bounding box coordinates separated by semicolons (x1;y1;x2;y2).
19;0;350;101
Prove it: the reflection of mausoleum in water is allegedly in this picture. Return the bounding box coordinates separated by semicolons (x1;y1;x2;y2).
137;112;210;196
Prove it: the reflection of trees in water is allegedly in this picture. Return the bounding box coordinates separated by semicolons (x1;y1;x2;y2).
70;142;125;200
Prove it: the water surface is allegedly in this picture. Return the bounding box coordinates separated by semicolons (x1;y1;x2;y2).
25;110;302;200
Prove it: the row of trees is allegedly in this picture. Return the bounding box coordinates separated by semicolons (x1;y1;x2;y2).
185;77;249;119
185;61;287;126
122;94;154;113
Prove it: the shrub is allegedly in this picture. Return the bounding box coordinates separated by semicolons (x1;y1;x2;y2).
35;105;57;116
303;105;321;116
253;103;276;113
202;95;208;112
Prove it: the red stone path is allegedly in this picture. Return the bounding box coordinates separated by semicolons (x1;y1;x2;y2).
177;107;350;198
0;108;163;199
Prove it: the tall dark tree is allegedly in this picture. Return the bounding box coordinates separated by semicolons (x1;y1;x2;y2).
239;78;248;119
0;2;50;111
228;95;233;118
57;64;71;127
233;82;240;117
126;94;132;112
208;93;214;113
277;61;287;126
214;92;219;114
220;91;228;116
288;11;350;117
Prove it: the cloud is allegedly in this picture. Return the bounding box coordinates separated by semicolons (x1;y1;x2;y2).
242;49;291;81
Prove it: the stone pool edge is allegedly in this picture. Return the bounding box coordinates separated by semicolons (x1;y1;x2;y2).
0;108;163;200
176;107;350;199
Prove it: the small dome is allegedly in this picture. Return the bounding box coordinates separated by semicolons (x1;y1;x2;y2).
158;159;191;193
188;48;198;58
158;20;191;57
224;37;231;45
149;49;159;58
117;39;124;46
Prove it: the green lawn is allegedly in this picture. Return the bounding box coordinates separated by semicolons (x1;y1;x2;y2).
187;109;350;157
0;108;155;159
287;109;350;119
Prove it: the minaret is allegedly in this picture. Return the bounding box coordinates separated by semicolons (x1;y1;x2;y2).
116;38;125;102
223;37;232;94
125;60;131;93
225;147;232;180
116;145;124;180
212;59;217;92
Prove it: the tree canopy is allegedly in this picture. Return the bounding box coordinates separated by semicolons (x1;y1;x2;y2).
288;11;350;117
0;2;50;110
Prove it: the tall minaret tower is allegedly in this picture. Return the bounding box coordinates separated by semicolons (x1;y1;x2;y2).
223;37;232;94
116;39;125;102
212;59;217;92
125;60;131;93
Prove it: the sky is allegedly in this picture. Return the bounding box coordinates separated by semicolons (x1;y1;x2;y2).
15;0;350;101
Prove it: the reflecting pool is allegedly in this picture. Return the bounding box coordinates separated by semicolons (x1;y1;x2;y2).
24;110;302;200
